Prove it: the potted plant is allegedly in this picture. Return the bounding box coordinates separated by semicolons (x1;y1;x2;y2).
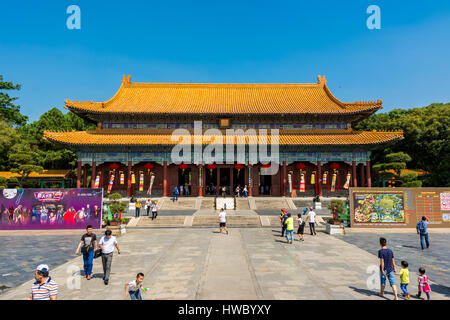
327;199;346;225
107;193;127;226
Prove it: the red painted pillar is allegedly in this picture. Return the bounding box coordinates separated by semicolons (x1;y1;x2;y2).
352;161;357;187
76;161;81;188
248;165;253;196
163;161;168;197
91;162;96;188
198;164;203;196
360;163;365;187
282;161;287;197
317;161;322;196
127;161;132;197
83;164;87;188
366;160;372;187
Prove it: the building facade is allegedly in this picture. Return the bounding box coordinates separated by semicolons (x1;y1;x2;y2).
44;75;403;197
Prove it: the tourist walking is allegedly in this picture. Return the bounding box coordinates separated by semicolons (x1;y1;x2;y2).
416;267;431;300
75;225;97;280
285;213;294;244
99;229;121;285
173;186;179;202
280;209;288;237
306;207;317;235
416;216;430;250
243;185;248;197
28;264;58;300
125;273;145;300
135;199;141;218
378;237;399;300
219;208;228;234
145;198;151;216
297;213;305;241
151;201;158;220
396;260;410;299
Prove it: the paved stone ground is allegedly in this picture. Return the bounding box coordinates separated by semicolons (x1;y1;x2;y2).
336;232;450;299
0;234;81;293
1;228;449;300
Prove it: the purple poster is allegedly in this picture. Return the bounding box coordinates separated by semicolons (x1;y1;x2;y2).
0;188;103;230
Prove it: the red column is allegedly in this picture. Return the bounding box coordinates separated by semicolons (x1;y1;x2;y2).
83;164;87;188
76;161;81;188
352;161;357;187
366;160;372;187
198;164;203;196
163;161;168;197
360;163;365;187
317;161;322;196
282;161;287;197
127;161;132;197
91;162;96;188
248;165;253;196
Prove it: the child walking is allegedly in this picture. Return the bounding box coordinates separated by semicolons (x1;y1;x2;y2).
125;273;146;300
396;260;410;299
297;213;305;242
416;267;431;300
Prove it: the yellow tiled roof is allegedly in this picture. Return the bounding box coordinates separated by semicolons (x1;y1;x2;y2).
0;170;72;179
43;129;403;146
64;75;382;115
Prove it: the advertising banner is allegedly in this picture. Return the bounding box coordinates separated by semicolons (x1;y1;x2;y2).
0;188;103;230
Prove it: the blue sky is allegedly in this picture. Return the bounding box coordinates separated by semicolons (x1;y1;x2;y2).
1;0;449;121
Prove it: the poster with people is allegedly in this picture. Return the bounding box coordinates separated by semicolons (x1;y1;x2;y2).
0;188;103;230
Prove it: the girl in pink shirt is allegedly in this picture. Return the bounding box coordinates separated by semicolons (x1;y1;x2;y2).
416;267;431;300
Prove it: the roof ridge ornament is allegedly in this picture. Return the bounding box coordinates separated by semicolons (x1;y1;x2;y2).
122;75;131;85
317;75;327;85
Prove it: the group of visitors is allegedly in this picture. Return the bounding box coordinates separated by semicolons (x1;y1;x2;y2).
172;185;191;201
378;234;432;300
234;185;248;197
280;207;317;243
76;225;120;285
132;198;158;219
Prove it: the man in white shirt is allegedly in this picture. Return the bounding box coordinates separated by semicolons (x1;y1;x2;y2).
306;207;317;235
218;208;228;234
99;230;121;285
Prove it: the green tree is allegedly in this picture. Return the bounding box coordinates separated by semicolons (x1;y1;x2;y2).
0;120;20;170
372;152;422;187
8;143;44;186
0;75;28;126
355;103;450;187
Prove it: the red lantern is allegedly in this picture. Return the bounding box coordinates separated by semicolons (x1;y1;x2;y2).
295;163;306;170
329;162;340;170
109;163;120;170
261;164;271;168
144;163;154;170
144;163;154;175
234;164;244;175
179;163;189;174
206;164;216;176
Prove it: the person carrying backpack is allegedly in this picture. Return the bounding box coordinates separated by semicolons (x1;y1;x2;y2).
416;216;430;250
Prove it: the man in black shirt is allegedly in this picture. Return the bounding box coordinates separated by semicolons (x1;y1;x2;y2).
75;225;98;280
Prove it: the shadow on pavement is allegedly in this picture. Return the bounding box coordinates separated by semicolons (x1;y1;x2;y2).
430;284;450;298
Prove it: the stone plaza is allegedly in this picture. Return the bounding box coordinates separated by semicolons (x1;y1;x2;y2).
1;223;449;300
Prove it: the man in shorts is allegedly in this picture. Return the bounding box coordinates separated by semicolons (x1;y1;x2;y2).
219;208;228;234
378;237;399;300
